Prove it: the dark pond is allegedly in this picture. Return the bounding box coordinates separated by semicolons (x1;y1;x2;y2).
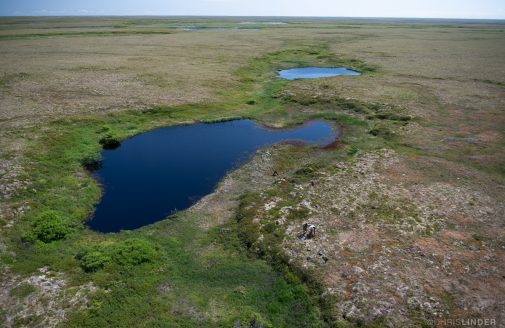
87;119;337;233
277;67;361;80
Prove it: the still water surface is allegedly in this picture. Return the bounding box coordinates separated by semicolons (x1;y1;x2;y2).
277;67;361;80
87;120;337;233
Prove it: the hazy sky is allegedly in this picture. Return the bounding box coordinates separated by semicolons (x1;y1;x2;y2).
1;0;504;19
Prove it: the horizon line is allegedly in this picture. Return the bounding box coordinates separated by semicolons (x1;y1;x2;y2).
1;14;505;21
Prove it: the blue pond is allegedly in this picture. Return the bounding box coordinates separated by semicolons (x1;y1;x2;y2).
87;119;337;233
178;27;259;31
277;67;361;80
239;22;288;25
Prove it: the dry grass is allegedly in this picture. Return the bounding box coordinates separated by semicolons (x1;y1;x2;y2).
0;30;280;126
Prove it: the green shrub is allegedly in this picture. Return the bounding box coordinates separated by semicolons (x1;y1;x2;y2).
78;249;111;272
99;134;120;149
111;238;158;266
76;238;158;272
26;211;74;243
81;153;102;171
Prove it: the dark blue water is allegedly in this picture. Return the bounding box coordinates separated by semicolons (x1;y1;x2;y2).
277;67;361;80
87;120;336;233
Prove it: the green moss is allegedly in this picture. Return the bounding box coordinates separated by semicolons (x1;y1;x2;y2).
9;283;37;298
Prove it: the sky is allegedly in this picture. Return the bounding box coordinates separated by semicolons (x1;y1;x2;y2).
1;0;504;19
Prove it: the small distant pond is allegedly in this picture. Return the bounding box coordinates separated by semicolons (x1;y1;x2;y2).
277;67;361;80
239;22;288;25
87;119;337;233
177;27;259;31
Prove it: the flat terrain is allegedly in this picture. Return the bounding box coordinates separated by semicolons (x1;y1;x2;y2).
0;17;504;327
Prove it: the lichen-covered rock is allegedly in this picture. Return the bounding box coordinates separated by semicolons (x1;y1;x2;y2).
241;149;505;326
0;267;98;328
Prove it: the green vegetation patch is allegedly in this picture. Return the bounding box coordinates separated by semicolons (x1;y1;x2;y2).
24;211;76;243
98;134;121;150
9;283;37;298
2;42;402;327
76;238;159;272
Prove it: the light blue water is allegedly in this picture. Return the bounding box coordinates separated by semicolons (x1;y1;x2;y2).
178;27;259;31
239;22;288;25
277;67;361;80
87;119;337;233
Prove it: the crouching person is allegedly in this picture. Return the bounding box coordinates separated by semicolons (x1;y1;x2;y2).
302;222;316;240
